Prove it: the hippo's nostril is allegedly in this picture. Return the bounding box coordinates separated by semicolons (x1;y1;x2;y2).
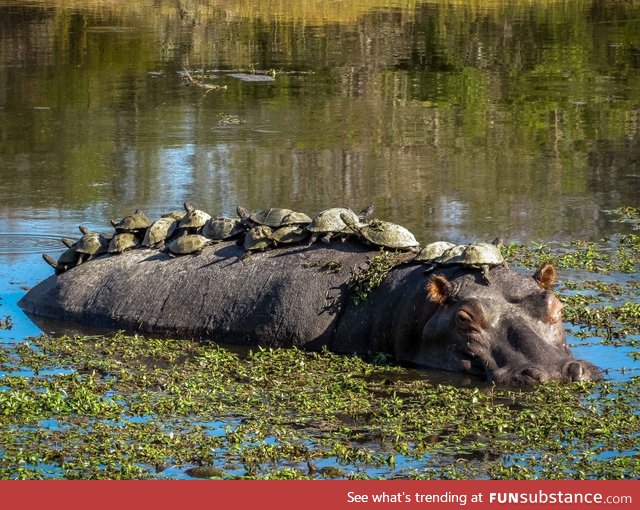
565;361;587;382
520;367;548;383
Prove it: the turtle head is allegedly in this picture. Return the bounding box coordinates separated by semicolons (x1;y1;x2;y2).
183;201;194;213
339;212;359;230
359;205;375;220
236;205;251;220
492;237;504;249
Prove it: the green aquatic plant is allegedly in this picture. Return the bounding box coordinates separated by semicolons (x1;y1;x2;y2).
504;236;639;274
348;250;406;304
0;333;637;479
0;315;12;330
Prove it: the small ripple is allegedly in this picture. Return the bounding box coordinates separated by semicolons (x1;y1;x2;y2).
0;233;69;255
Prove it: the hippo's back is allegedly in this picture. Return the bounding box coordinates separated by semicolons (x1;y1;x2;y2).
19;241;376;347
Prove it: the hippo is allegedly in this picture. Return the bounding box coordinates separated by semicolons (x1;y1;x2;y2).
19;240;602;385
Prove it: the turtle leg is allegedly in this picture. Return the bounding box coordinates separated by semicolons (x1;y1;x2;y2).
42;254;60;272
307;233;319;246
321;234;333;244
422;262;437;273
481;266;491;285
239;250;253;262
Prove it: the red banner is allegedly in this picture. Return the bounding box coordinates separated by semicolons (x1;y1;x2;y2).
2;480;639;510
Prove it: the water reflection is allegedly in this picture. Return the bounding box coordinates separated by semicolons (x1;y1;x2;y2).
1;0;639;244
0;0;639;363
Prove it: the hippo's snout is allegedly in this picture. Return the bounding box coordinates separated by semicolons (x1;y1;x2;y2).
492;360;603;386
563;360;603;382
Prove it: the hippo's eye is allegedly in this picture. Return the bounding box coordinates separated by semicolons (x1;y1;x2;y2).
456;310;474;325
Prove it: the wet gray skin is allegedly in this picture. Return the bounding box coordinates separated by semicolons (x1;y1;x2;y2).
414;264;601;385
21;241;602;386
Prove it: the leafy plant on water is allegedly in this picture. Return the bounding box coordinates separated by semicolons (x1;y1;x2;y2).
0;327;638;480
0;315;12;330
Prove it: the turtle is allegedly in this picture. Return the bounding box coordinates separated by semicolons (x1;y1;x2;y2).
268;225;309;245
74;227;109;260
202;217;246;242
142;217;178;248
166;234;211;256
61;238;76;249
415;241;457;263
243;225;274;252
340;214;419;251
359;204;375;221
306;207;361;244
433;240;506;281
109;232;141;254
237;206;311;228
42;248;81;274
111;210;152;233
162;210;186;221
179;202;211;231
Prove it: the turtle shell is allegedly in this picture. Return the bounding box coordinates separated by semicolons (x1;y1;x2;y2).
202;217;245;241
167;234;211;255
111;211;152;233
269;225;309;245
307;208;359;234
109;233;141;253
179;202;211;230
162;210;186;221
249;208;311;228
356;219;419;250
143;217;177;247
43;250;79;274
244;225;274;251
75;232;109;256
435;243;504;267
415;241;456;262
57;247;80;265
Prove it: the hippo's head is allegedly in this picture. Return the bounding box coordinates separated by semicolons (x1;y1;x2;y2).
418;263;602;385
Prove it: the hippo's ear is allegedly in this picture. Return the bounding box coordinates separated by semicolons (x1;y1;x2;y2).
533;263;557;290
426;274;454;305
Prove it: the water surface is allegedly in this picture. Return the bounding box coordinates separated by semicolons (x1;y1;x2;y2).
0;0;638;478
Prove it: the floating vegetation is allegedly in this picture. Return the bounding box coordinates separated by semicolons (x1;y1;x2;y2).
179;69;228;93
0;315;12;330
218;113;243;126
605;206;640;229
0;333;638;479
503;235;640;273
